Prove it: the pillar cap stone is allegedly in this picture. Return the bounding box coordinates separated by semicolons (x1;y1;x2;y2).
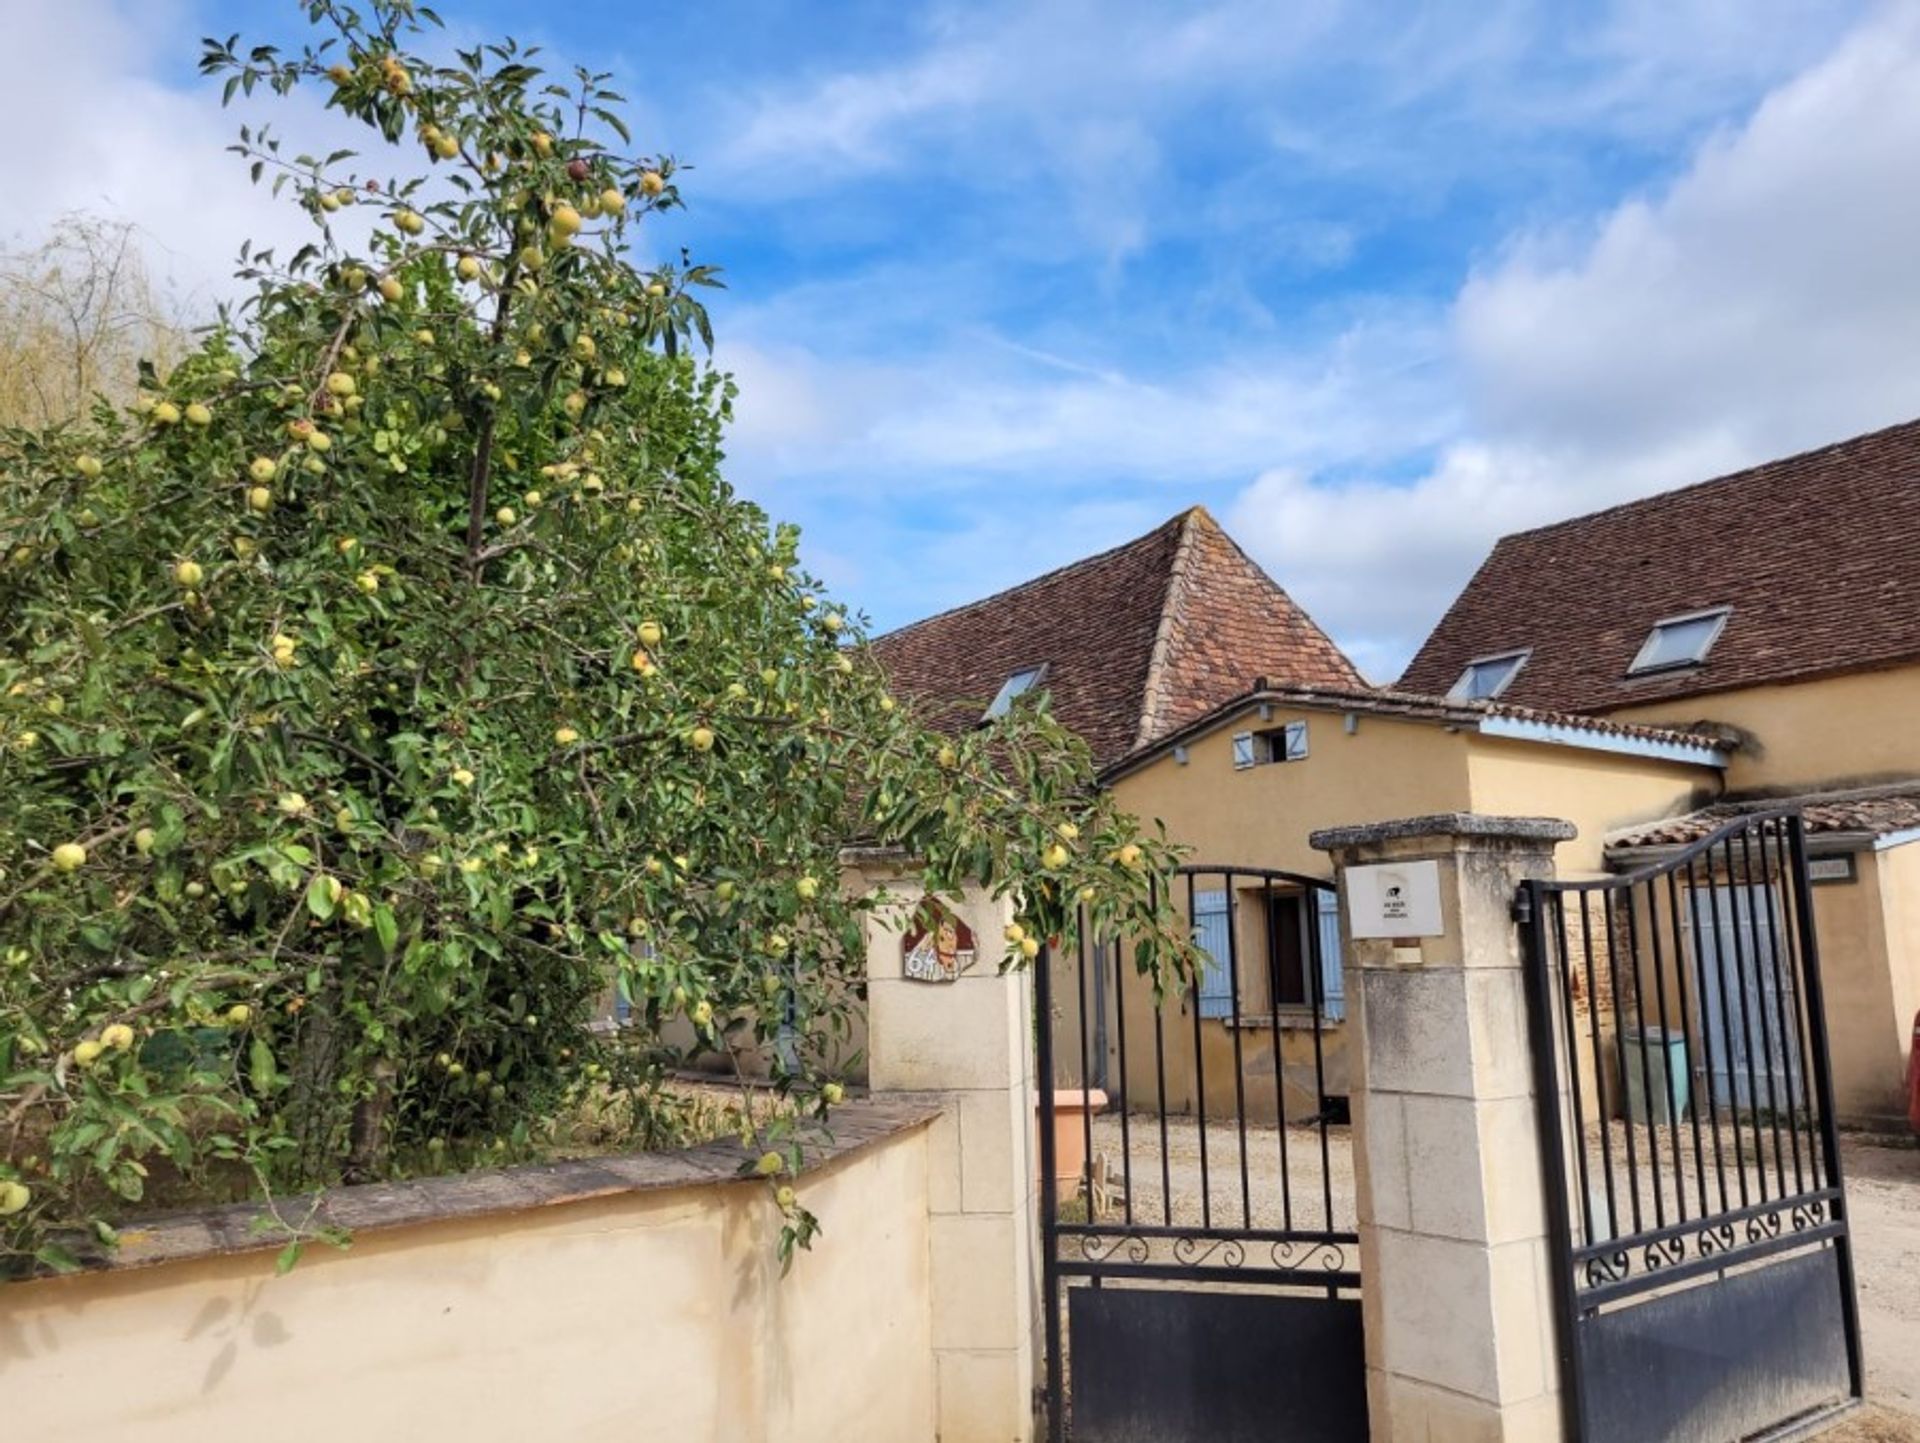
1309;812;1576;852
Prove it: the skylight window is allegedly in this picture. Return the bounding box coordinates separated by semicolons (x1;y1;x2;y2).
982;664;1048;721
1448;649;1530;702
1629;608;1730;675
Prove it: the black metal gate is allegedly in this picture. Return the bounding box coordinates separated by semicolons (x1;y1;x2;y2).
1517;810;1864;1442
1035;866;1366;1443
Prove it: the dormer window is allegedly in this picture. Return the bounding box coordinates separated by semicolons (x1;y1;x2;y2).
982;664;1048;721
1448;649;1530;702
1629;607;1729;676
1232;721;1309;769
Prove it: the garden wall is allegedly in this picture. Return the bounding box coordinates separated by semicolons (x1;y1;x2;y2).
0;1097;940;1443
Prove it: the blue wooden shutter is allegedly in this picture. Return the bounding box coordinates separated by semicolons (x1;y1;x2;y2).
1194;890;1234;1019
1316;889;1346;1021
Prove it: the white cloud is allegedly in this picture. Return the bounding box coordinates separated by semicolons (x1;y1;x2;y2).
1230;2;1920;681
0;1;372;313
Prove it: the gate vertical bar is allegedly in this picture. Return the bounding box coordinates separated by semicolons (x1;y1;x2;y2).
1520;879;1589;1442
1034;938;1065;1443
1784;816;1865;1401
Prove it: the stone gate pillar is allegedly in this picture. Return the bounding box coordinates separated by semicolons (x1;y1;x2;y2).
1310;814;1574;1443
846;851;1041;1443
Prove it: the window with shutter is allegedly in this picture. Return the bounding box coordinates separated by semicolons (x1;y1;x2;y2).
1193;890;1235;1019
1315;889;1346;1022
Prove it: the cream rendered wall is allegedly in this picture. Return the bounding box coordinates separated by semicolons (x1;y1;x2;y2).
0;1128;936;1443
1869;841;1920;1123
1604;665;1920;794
1462;737;1720;878
1109;705;1476;871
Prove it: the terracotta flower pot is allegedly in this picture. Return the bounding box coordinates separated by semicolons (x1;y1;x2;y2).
1042;1088;1108;1191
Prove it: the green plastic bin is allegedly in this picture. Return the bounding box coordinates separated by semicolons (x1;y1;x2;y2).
1621;1026;1691;1125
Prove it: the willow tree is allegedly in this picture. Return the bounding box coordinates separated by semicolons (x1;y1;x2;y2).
0;1;1192;1273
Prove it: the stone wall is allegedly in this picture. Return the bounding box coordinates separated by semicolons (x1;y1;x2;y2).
0;1099;940;1443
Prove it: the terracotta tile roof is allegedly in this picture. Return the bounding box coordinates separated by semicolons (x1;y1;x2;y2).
1608;781;1920;848
869;507;1363;769
1398;417;1920;714
1102;681;1728;780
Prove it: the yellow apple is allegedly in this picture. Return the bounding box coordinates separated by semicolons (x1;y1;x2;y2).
226;1003;251;1025
689;726;715;752
600;187;627;215
184;402;213;427
822;1082;845;1106
133;826;156;855
249;456;277;483
277;792;309;815
173;559;204;588
639;169;665;196
379;276;405;303
795;877;819;900
394;209;426;235
495;505;516;526
51;842;87;872
75;454;103;479
73;1039;105;1068
637;620;663;647
554;725;580;745
0;1181;29;1216
326;371;357;397
456;255;481;282
247;486;273;513
102;1023;135;1051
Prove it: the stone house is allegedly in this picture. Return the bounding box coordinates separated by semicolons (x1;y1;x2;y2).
872;507;1729;1126
874;420;1920;1130
1401;417;1920;1128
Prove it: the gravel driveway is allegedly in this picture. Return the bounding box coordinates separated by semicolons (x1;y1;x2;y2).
1084;1112;1919;1430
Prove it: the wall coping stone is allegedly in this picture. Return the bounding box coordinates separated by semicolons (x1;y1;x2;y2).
11;1093;941;1283
1310;812;1577;851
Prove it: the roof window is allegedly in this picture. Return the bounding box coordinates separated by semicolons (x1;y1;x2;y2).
1629;608;1729;676
982;664;1048;721
1448;649;1530;702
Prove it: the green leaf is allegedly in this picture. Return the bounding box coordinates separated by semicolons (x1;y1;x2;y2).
249;1037;277;1095
305;874;338;921
34;1244;81;1274
373;903;398;957
275;1241;304;1275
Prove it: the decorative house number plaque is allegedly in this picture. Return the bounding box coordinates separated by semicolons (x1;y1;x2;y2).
902;900;974;984
1344;860;1443;940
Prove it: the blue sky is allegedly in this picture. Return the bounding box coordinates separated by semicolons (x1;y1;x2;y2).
13;1;1920;677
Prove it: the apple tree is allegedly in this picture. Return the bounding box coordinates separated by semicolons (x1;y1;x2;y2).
0;0;1195;1274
